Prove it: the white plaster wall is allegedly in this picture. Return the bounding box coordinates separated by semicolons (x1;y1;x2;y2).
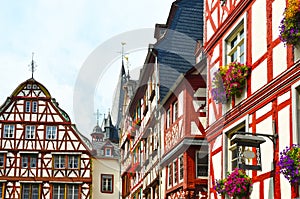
273;43;287;78
212;152;222;180
178;91;184;117
280;175;291;199
208;103;216;125
272;0;286;41
256;102;272;119
251;0;267;63
251;182;260;198
92;158;121;199
256;116;273;175
251;60;268;94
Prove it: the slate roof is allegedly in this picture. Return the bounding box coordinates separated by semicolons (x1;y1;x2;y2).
154;0;204;101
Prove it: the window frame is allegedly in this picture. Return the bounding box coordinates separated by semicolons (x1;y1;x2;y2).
173;101;178;122
21;154;37;168
173;160;178;185
195;150;208;178
21;183;40;199
46;126;57;140
101;174;114;193
3;124;15;138
179;155;184;182
166;108;171;129
225;21;245;64
25;101;38;113
25;125;36;139
167;163;172;188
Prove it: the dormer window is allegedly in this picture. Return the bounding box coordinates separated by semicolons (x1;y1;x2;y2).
105;148;112;157
25;101;38;113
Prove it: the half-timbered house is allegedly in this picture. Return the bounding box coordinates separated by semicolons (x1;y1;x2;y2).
120;0;206;198
204;0;300;198
0;78;92;199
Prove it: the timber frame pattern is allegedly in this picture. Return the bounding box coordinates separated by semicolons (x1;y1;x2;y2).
0;78;92;199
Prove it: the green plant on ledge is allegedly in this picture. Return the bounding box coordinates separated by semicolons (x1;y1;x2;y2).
279;0;300;45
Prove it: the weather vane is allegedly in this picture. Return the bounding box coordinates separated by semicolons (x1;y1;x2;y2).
29;52;37;79
94;109;102;125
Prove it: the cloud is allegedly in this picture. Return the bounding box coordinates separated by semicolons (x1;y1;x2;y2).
0;0;174;138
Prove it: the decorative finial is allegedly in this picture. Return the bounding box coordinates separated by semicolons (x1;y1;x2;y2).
29;52;37;79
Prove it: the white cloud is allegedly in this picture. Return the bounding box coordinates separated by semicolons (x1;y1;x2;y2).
0;0;174;138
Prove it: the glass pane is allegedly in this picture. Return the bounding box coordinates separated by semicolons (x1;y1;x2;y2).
240;29;244;39
32;185;39;199
231;36;237;49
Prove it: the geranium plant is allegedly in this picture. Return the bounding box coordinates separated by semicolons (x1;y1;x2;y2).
279;0;300;45
211;62;251;104
214;168;253;199
278;144;300;183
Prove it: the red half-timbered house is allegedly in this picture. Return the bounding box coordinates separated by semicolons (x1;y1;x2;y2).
204;0;300;198
0;78;92;199
161;57;208;199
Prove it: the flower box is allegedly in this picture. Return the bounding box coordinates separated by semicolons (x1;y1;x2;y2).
211;62;251;104
214;168;252;199
278;144;300;183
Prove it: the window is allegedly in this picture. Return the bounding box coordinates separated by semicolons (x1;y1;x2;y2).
21;154;37;168
25;101;38;113
101;174;113;193
179;155;184;181
196;151;208;177
32;101;38;113
46;126;57;139
21;184;39;199
68;155;79;169
166;109;171;129
25;101;31;112
0;154;4;167
67;185;79;199
226;22;245;64
26;126;35;139
53;184;78;199
173;160;178;184
54;155;65;169
105;148;112;157
173;101;178;122
227;124;246;171
0;183;3;199
3;124;14;138
168;164;172;187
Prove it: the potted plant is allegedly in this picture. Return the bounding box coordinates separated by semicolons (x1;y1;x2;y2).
278;144;300;183
214;168;253;199
279;0;300;45
211;62;251;104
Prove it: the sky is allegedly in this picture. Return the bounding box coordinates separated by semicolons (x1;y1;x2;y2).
0;0;175;138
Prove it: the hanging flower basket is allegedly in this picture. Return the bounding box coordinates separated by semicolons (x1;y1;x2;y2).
279;0;300;45
211;62;251;104
214;168;253;199
278;144;300;183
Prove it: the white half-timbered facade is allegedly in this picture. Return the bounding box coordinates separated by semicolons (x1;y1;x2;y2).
0;78;92;199
204;0;300;198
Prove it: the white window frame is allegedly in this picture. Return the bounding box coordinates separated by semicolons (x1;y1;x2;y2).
25;126;35;139
53;184;65;199
173;101;178;122
223;118;248;173
178;155;184;182
3;124;14;138
21;154;37;168
67;184;79;199
68;155;79;169
225;20;245;64
54;155;65;169
173;160;178;185
101;174;113;193
32;101;38;113
105;148;112;157
46;126;57;139
168;164;172;188
25;101;31;112
166;109;171;129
